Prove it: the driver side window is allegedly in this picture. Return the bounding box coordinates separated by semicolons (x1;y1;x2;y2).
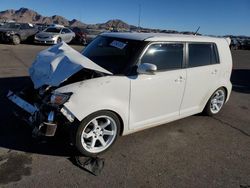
141;43;184;71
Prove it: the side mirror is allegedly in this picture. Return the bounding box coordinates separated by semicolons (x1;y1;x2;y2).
137;63;157;75
61;31;65;34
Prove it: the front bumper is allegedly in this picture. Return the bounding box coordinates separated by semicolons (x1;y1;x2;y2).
34;37;57;44
7;90;58;137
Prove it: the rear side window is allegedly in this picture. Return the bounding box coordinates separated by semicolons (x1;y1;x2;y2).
188;43;219;67
141;43;183;71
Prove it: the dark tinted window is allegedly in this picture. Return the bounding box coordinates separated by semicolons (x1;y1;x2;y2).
188;43;219;67
20;24;33;29
3;23;20;29
82;36;146;74
141;43;183;71
44;27;61;33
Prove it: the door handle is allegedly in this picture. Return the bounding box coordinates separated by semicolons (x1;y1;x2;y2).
175;76;185;83
211;69;218;74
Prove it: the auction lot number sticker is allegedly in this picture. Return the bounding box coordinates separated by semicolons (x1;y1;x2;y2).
110;40;127;49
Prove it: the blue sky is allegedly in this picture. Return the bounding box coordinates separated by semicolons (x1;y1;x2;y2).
1;0;249;35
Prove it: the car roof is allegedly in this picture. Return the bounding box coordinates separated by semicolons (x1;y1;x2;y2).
101;32;228;43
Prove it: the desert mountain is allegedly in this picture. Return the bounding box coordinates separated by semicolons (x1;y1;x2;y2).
0;7;185;34
0;8;132;29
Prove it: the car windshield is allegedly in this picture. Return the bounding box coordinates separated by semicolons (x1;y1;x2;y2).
2;23;20;29
44;27;61;33
82;36;146;74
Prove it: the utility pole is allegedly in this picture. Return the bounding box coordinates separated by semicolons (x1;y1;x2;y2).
138;4;141;32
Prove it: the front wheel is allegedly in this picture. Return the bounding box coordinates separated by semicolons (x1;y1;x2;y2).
203;88;226;116
75;111;120;157
12;35;21;45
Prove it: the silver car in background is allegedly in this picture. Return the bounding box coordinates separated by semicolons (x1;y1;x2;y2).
34;26;75;44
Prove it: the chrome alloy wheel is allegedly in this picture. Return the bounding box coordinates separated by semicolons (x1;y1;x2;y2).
80;115;117;153
210;89;225;114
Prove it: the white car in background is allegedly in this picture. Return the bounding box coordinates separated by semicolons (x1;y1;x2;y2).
34;26;75;44
8;33;232;157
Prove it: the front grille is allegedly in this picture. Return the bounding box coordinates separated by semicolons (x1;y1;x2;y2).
37;36;49;39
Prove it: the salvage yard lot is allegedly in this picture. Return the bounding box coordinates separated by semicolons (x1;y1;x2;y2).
0;44;250;187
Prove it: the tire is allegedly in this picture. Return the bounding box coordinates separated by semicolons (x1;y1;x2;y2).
75;111;121;157
82;38;87;45
203;88;226;116
12;35;21;45
57;37;62;44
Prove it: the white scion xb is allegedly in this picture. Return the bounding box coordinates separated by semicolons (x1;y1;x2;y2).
8;33;232;156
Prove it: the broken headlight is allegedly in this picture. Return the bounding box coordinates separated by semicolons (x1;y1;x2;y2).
50;92;72;105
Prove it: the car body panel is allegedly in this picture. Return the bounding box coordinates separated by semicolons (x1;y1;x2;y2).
129;69;186;130
180;64;222;116
55;76;131;132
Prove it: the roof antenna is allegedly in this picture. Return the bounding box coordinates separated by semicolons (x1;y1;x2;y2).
194;26;200;35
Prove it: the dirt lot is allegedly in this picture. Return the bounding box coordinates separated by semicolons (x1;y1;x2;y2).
0;44;250;188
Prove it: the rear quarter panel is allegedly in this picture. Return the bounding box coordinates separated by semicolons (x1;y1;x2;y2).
216;39;233;102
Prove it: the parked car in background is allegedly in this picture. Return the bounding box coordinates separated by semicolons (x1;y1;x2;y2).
71;27;88;45
0;23;38;45
241;39;250;50
34;26;75;44
34;23;49;32
7;33;232;157
230;38;242;50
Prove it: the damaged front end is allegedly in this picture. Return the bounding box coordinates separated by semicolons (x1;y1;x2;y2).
7;86;75;137
6;42;112;138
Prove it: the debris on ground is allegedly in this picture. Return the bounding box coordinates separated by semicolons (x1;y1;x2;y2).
71;156;104;176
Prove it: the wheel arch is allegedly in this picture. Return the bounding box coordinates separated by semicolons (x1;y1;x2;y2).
81;109;125;136
221;86;228;101
202;86;229;112
106;109;124;136
13;33;22;40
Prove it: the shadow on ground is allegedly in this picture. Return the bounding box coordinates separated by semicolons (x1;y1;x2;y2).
231;69;250;94
0;76;76;157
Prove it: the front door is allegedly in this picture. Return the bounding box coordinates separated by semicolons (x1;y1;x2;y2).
129;42;186;129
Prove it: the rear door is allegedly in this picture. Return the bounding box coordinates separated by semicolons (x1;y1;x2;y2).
180;43;221;116
129;42;187;129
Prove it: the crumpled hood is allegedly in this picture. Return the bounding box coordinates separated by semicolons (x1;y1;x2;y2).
29;42;112;89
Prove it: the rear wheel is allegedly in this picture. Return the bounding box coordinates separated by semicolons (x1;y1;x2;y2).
203;88;226;116
12;35;20;45
75;111;120;157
